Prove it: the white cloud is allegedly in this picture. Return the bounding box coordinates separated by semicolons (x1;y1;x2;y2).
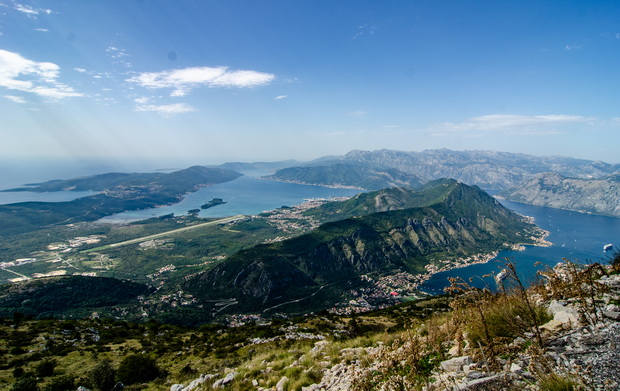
3;95;27;104
274;95;288;100
127;66;276;96
74;68;86;73
34;28;49;32
106;46;132;68
134;97;150;105
106;46;129;59
13;3;53;17
134;102;196;117
428;114;593;135
0;49;83;99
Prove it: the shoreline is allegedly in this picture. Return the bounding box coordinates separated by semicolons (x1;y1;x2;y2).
258;176;366;191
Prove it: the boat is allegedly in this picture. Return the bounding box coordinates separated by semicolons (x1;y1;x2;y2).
604;244;613;251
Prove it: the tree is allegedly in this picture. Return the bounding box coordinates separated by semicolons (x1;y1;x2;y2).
35;359;57;378
116;354;161;385
87;360;116;391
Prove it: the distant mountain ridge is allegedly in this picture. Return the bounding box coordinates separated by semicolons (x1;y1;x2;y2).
498;172;620;217
183;179;543;315
331;149;619;190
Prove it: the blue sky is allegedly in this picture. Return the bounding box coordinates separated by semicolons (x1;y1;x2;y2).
1;0;620;165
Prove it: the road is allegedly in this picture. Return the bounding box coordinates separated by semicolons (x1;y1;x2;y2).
82;215;246;253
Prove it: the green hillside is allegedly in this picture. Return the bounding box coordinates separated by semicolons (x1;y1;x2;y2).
184;180;542;315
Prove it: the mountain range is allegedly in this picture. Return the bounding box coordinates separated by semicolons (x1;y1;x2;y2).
262;148;620;217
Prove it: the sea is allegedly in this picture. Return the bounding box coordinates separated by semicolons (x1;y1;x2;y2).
1;158;619;293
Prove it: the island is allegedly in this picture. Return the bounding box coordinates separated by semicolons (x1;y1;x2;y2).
201;198;227;209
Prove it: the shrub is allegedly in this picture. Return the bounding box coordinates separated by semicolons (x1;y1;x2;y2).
116;354;161;385
87;359;116;391
10;376;39;391
35;359;57;378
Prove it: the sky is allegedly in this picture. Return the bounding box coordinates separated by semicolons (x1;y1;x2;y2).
1;0;620;166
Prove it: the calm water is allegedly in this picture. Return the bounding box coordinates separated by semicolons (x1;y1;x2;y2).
99;172;361;223
420;199;620;294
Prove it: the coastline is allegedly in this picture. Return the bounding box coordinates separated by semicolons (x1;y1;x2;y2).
258;176;366;191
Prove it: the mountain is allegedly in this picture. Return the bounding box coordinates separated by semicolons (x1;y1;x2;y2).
0;166;242;236
498;172;620;217
329;149;619;191
263;163;424;190
183;179;543;315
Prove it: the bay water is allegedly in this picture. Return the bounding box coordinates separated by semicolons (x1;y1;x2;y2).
420;199;620;294
99;171;361;222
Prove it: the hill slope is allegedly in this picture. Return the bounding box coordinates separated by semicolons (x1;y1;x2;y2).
184;180;543;314
263;163;423;190
498;172;620;217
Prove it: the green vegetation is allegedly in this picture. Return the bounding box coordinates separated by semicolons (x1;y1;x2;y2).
0;276;150;319
265;162;424;190
0;295;446;390
1;254;614;390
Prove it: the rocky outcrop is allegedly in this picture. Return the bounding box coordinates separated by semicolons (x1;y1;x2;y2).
499;172;620;217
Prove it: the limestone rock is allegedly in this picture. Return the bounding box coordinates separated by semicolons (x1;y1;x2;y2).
276;376;289;391
440;356;472;373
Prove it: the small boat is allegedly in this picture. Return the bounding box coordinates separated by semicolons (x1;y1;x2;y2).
495;269;508;283
604;244;613;252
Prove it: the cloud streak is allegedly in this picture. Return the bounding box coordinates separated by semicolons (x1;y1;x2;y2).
127;66;276;97
3;95;27;104
134;102;197;117
429;114;593;134
13;3;53;16
0;49;83;99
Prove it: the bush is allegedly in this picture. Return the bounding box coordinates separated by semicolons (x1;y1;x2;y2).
87;360;116;391
465;294;550;346
35;359;57;378
11;376;39;391
116;354;161;385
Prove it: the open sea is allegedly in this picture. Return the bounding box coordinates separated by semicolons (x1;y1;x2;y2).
1;158;619;293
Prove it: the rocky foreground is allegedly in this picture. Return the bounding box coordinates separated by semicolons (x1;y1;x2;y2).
171;264;620;391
